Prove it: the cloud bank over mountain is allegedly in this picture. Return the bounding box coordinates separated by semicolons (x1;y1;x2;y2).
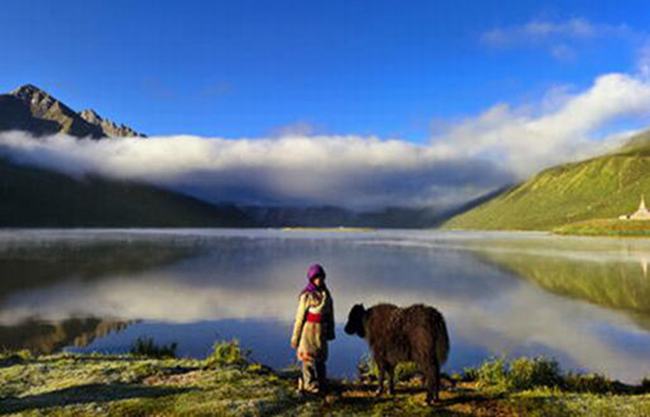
2;70;650;209
0;131;512;208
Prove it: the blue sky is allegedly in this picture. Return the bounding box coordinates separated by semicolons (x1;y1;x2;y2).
1;0;649;141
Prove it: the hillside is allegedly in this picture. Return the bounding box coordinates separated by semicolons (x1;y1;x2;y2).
444;130;650;230
0;156;253;227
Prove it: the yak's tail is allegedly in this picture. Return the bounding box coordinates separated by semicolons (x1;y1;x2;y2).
433;310;450;366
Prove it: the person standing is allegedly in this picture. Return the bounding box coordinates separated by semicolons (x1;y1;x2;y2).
291;263;335;394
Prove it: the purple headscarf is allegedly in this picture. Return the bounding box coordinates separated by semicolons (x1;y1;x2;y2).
302;263;326;293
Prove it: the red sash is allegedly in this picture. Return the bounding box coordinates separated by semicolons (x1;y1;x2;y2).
306;312;322;323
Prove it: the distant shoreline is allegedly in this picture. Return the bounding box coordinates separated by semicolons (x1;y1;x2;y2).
553;218;650;237
281;227;375;232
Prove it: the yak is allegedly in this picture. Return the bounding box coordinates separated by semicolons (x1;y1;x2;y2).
344;303;450;404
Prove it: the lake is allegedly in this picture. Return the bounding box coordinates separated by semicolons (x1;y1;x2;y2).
2;228;650;383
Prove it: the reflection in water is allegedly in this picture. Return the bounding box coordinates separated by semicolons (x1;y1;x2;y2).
0;318;128;354
0;236;200;298
1;229;650;382
481;250;650;314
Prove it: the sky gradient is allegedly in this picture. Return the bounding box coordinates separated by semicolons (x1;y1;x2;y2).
1;0;649;140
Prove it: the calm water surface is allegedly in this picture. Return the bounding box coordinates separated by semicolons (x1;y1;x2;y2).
2;228;650;382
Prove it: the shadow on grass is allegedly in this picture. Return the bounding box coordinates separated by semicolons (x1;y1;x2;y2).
310;382;491;416
0;383;194;414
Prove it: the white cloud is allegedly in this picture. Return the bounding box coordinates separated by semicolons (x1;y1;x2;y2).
636;40;650;79
0;131;512;209
482;18;633;47
2;71;650;208
549;44;575;61
430;73;650;176
481;17;639;62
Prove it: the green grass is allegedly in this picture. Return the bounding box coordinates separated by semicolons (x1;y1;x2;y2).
468;357;634;395
554;218;650;236
3;347;650;416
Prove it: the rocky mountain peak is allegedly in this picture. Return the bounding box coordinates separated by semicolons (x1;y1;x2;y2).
10;84;63;118
1;84;146;138
79;108;146;138
10;84;46;98
79;109;102;124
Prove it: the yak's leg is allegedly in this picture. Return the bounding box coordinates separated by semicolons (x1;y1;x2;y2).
375;361;386;397
433;355;441;403
386;365;395;396
425;355;441;405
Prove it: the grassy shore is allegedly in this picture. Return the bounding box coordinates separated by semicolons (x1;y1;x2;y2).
2;344;650;416
554;218;650;237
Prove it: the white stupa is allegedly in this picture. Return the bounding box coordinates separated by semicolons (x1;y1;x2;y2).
619;195;650;220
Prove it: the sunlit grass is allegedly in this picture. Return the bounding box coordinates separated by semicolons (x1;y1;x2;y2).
554;218;650;236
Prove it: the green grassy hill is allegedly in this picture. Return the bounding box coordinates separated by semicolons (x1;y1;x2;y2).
443;130;650;230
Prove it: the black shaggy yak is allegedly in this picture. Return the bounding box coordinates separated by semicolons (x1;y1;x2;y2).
344;303;450;404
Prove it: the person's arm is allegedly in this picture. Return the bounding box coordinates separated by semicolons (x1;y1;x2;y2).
291;293;308;348
326;291;336;341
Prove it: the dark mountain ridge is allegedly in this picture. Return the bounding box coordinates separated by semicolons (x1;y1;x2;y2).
242;205;444;228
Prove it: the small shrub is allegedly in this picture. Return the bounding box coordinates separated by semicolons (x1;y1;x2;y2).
206;339;250;368
129;337;177;359
564;372;615;394
508;357;562;390
641;377;650;393
461;367;479;382
475;357;562;391
476;357;508;390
